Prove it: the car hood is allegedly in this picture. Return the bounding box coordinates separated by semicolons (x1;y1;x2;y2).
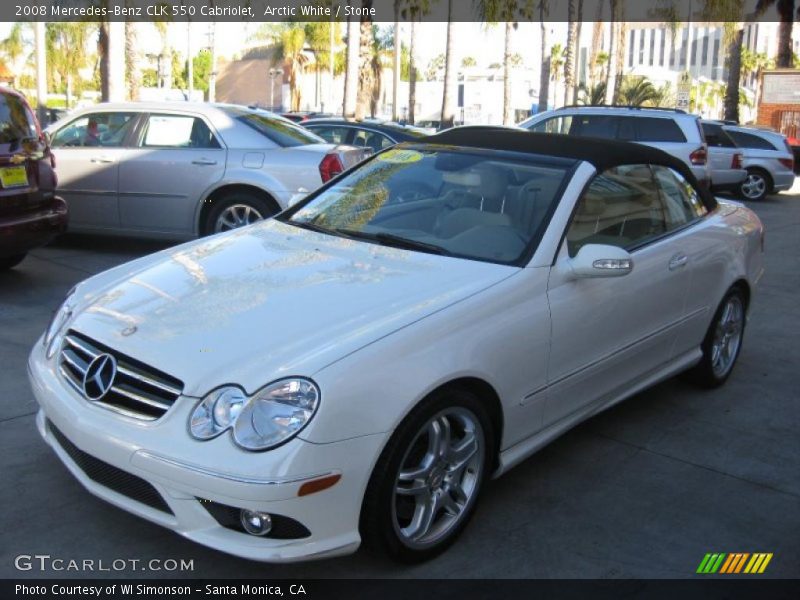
69;220;517;396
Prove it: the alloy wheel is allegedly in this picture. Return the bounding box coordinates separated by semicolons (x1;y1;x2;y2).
391;407;484;549
741;173;767;200
214;204;264;232
710;295;744;379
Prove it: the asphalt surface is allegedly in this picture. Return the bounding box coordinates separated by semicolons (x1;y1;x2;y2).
1;187;798;579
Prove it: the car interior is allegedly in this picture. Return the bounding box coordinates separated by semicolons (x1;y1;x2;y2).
293;152;571;263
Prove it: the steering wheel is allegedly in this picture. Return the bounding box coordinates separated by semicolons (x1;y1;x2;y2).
395;182;437;204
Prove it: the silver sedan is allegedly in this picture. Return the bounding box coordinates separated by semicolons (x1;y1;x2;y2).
46;103;368;238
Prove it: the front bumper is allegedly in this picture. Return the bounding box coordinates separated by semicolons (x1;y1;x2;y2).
28;341;387;562
0;197;68;257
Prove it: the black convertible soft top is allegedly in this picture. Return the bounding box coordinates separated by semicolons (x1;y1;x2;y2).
419;127;717;209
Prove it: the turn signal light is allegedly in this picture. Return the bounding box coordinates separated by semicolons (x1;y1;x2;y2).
298;474;341;497
731;153;743;169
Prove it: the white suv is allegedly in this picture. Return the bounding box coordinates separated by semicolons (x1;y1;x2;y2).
519;106;711;186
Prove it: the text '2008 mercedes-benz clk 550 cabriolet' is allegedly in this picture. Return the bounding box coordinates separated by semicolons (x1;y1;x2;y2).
29;129;764;563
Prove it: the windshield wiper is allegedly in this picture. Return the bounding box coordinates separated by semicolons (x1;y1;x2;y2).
286;219;335;235
334;228;451;256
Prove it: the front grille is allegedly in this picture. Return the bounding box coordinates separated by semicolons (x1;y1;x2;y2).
58;330;183;421
48;420;173;515
199;499;311;539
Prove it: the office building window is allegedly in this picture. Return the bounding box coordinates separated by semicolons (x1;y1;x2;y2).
629;30;635;66
680;29;688;66
639;29;646;64
713;37;721;78
659;29;666;65
649;29;656;65
702;33;709;66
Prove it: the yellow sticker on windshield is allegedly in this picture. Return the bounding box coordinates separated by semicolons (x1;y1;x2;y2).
377;149;423;163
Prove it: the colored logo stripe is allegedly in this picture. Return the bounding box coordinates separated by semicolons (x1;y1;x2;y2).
744;553;773;574
697;553;773;574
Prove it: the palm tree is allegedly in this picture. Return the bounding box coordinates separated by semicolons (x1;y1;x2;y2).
125;19;140;101
47;23;91;109
343;17;360;118
475;0;520;125
305;20;343;111
400;0;431;124
577;81;607;105
536;0;550;113
0;23;28;87
369;25;393;116
755;0;796;67
604;1;620;104
440;0;457;129
549;42;565;108
281;25;309;111
619;75;658;106
355;0;375;120
563;0;577;105
702;0;746;122
646;82;675;108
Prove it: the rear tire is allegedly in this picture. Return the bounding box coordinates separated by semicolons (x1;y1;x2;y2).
686;287;746;388
360;387;494;563
203;191;278;235
738;169;772;202
0;253;26;270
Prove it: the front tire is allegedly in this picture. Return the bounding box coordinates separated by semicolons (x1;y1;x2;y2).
360;388;493;563
0;253;26;271
687;287;746;388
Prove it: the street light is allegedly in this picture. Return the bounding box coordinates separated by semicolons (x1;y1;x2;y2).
269;68;284;111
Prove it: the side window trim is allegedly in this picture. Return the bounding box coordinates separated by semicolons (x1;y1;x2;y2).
135;112;223;149
51;111;141;148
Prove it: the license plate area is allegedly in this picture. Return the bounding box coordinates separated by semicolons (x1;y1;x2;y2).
0;165;29;188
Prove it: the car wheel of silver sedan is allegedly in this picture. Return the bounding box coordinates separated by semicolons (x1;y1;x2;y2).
203;191;278;236
739;170;770;202
687;287;747;388
360;388;493;563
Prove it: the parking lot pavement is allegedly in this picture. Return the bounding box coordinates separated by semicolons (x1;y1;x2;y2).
2;188;798;579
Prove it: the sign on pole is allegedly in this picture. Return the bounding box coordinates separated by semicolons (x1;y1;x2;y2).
676;71;692;111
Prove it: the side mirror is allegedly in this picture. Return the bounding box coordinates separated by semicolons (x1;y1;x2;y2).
568;244;633;279
43;131;53;148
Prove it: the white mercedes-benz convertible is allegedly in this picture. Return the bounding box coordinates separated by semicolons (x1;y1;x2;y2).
29;129;764;563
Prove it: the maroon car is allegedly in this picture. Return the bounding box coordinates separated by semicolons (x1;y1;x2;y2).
0;87;67;270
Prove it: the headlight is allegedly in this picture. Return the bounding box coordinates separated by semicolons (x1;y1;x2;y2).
189;378;320;451
43;288;76;359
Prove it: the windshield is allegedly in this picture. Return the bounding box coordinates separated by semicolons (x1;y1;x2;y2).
0;92;37;146
282;146;574;265
228;108;325;147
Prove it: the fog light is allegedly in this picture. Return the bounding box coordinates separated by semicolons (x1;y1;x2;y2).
240;509;273;536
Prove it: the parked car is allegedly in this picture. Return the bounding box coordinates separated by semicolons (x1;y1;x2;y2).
303;118;429;152
722;125;796;201
45;103;369;238
700;120;746;192
0;87;68;270
518;106;712;187
29;129;763;563
280;111;334;123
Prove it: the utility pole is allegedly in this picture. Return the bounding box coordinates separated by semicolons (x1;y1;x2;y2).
187;21;194;99
329;16;335;113
35;22;47;125
207;23;217;102
393;18;401;121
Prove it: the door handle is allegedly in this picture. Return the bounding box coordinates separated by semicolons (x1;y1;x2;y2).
90;156;115;164
191;159;218;166
669;254;689;270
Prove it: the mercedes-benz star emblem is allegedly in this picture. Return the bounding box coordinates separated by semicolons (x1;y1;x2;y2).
82;353;117;400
